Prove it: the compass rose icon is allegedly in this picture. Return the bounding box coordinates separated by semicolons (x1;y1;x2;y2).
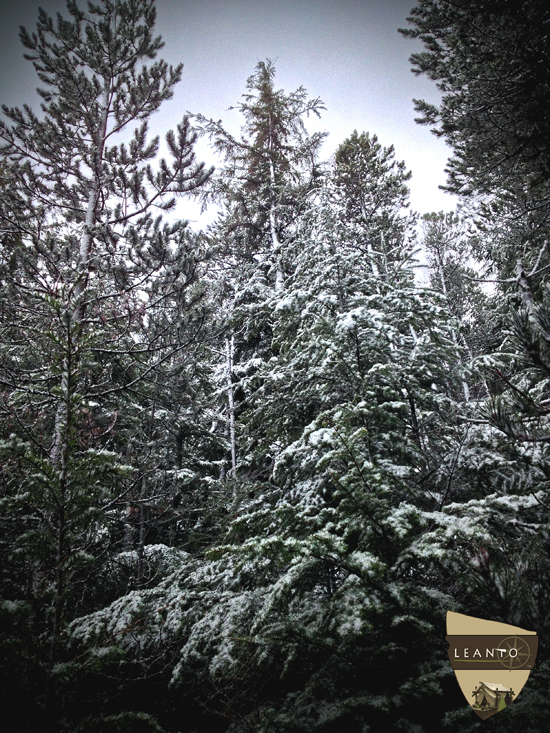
496;635;531;670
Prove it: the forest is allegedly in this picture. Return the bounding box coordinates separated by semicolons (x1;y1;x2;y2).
1;0;550;731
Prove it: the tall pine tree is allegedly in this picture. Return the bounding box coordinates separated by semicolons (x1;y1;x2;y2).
0;1;212;729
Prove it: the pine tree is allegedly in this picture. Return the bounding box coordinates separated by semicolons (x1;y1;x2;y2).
0;1;212;728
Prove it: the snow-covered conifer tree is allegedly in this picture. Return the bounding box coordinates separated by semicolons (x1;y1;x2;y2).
69;128;469;732
197;60;327;481
0;1;212;726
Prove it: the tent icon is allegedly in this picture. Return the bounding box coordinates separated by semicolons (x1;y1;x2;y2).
472;682;514;712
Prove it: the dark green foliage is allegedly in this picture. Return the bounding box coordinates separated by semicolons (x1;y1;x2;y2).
401;0;550;205
402;4;550;730
3;1;550;731
196;59;326;265
333;129;412;235
0;1;215;730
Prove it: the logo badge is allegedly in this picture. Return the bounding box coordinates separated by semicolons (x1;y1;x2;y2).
446;611;538;719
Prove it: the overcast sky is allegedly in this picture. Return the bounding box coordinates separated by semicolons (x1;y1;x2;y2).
0;0;458;227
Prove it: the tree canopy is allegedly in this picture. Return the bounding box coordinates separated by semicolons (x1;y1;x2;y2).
2;2;550;732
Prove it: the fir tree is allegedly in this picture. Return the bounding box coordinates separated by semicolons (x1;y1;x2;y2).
197;60;327;481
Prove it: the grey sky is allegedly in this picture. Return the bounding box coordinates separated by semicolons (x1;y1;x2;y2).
0;0;458;227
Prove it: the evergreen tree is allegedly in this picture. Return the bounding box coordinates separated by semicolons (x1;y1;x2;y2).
332;130;414;279
403;3;550;728
69;129;470;733
0;1;212;729
400;0;550;210
197;60;327;481
420;211;494;396
198;60;326;279
4;3;549;728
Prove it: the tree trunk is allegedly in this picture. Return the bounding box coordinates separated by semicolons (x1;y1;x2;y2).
226;337;237;483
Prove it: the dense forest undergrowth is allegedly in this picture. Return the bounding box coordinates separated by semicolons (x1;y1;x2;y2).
2;1;550;731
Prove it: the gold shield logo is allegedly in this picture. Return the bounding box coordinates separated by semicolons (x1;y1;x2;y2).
446;611;538;719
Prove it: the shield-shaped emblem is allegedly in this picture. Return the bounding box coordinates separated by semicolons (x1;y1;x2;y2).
446;611;538;719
